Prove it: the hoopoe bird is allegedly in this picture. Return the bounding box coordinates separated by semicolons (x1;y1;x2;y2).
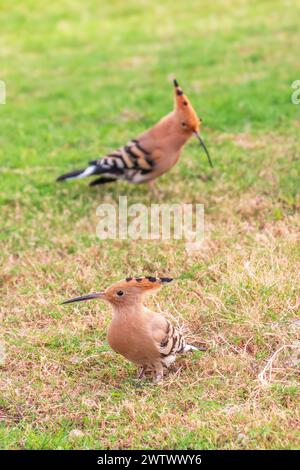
62;277;200;382
57;79;212;193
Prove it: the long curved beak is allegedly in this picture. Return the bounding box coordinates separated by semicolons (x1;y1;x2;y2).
61;292;104;304
194;132;213;168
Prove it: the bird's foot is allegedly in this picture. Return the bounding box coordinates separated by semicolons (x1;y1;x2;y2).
147;181;161;199
137;366;147;380
153;372;163;384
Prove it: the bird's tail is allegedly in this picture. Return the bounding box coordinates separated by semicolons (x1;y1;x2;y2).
56;164;98;182
184;344;207;353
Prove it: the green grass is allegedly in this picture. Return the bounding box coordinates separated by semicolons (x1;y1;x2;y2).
1;0;300;450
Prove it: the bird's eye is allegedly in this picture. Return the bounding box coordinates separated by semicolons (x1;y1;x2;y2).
181;122;187;128
117;291;124;297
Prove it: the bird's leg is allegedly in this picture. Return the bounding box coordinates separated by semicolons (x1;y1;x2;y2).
137;366;147;380
153;364;164;384
147;180;160;198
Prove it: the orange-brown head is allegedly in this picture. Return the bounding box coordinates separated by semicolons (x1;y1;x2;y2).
173;79;213;168
61;277;173;307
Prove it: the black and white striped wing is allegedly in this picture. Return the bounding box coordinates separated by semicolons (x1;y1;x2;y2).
158;320;187;365
90;139;155;183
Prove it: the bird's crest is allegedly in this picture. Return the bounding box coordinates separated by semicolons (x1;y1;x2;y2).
173;78;200;133
123;276;173;290
106;276;173;294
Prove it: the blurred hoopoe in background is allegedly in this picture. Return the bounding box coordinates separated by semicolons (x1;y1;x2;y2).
62;277;202;382
57;80;212;194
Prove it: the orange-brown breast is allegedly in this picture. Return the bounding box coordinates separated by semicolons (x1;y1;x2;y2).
107;309;161;365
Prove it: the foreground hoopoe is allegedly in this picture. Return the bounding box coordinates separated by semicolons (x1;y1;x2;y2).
62;277;200;382
57;80;212;193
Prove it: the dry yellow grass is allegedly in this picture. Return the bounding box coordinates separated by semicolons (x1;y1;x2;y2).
1;181;300;449
1;0;300;449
